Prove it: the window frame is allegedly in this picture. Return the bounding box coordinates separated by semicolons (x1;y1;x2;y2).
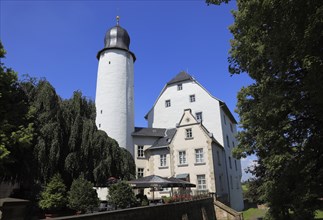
179;151;187;165
185;128;193;139
160;154;167;167
189;94;196;102
137;145;144;158
197;174;207;191
195;112;203;122
137;168;144;178
165;99;171;108
195;148;204;164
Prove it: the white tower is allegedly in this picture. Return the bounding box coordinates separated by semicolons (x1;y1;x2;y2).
95;17;136;154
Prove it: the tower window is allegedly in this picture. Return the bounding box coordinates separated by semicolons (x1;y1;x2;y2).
165;99;171;108
230;123;233;132
99;124;101;128
235;159;238;171
177;84;182;91
189;94;196;102
108;61;111;64
226;135;230;148
223;114;227;125
100;110;103;114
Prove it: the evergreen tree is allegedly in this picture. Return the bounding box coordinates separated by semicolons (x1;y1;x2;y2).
67;175;99;213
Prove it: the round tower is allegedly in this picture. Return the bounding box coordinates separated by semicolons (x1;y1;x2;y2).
95;17;135;154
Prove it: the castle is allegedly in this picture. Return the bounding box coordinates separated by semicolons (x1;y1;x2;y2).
95;19;244;211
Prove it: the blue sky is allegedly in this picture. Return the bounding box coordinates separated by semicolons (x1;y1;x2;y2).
1;0;254;180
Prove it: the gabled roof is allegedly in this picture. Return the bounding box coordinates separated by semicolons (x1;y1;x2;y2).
144;71;237;124
132;127;166;137
166;71;194;85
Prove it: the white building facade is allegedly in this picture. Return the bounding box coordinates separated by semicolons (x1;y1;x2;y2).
141;72;244;211
95;22;135;154
95;22;244;211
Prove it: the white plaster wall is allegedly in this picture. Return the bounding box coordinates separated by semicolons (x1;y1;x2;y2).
96;49;134;154
147;81;223;147
220;109;244;211
133;136;161;176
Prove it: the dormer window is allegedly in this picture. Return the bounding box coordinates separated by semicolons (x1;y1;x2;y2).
177;84;182;91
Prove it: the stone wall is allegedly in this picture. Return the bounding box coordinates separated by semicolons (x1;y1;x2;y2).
214;200;243;220
52;198;215;220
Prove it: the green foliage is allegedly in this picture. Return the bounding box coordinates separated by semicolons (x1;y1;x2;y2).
107;181;137;209
39;174;67;211
209;0;323;219
0;41;34;183
67;175;99;213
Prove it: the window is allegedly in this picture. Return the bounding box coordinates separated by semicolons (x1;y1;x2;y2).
99;123;101;128
189;94;196;102
100;110;103;114
160;154;167;167
217;151;221;165
195;149;204;163
230;175;233;189
177;84;182;90
197;175;207;190
219;175;223;191
223;114;226;125
138;145;144;158
232;141;235;148
226;135;230;148
196;112;203;122
137;168;144;178
230;123;233;132
179;151;187;164
165;99;171;107
234;160;238;171
229;156;232;169
186;128;193;138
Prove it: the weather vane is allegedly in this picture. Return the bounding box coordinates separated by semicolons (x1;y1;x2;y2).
116;15;120;26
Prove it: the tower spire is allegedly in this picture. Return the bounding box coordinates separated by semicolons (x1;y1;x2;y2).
116;15;120;26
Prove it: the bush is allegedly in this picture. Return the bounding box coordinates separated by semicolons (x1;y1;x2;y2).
38;174;67;212
107;181;137;209
67;175;99;213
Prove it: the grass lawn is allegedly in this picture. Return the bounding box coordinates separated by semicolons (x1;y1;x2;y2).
242;208;323;220
243;208;267;220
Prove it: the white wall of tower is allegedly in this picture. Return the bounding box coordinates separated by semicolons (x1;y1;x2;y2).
95;49;134;154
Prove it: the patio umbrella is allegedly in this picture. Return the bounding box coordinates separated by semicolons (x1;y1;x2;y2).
166;177;196;188
128;175;173;188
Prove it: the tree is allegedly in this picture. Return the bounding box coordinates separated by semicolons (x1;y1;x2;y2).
107;181;137;209
0;42;34;184
39;174;67;212
207;1;323;219
67;175;99;213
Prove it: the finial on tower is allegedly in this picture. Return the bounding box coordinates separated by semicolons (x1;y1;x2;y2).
116;15;120;26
